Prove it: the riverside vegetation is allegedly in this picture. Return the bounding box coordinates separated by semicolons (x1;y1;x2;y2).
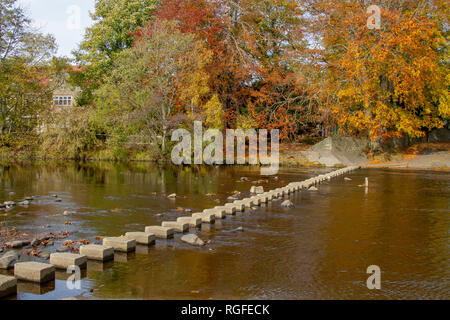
0;0;448;162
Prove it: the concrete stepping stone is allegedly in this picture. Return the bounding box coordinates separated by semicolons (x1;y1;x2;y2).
161;221;189;233
0;275;17;298
125;232;156;245
103;237;136;253
80;244;114;261
192;212;215;224
144;226;175;238
249;197;261;206
204;208;226;219
50;253;87;269
214;206;235;215
257;195;268;203
230;201;245;211
177;217;202;227
14;261;55;283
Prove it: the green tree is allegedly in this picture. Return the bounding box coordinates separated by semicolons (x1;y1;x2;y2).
95;20;211;153
0;0;57;143
73;0;158;105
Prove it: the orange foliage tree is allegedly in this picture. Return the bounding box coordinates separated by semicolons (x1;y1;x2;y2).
306;0;449;142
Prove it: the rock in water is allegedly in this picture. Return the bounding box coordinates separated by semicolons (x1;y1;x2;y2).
167;193;177;199
5;241;24;249
39;252;50;260
309;186;318;191
344;177;352;181
181;234;205;247
281;200;294;208
0;252;19;269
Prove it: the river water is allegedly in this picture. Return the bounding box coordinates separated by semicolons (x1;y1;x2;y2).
0;162;448;300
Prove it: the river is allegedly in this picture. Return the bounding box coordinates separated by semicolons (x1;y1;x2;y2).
0;162;448;299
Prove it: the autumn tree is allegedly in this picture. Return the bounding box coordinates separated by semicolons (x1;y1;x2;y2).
305;0;449;143
95;20;214;153
155;0;309;139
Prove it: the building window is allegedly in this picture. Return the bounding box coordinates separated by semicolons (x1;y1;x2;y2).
53;96;72;106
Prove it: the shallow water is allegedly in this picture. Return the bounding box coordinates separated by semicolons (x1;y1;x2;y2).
0;162;449;300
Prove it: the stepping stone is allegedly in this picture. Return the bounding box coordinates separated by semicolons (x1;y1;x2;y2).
161;221;189;233
80;244;114;261
177;217;202;227
230;200;245;212
230;201;245;211
265;192;275;200
103;237;136;253
144;226;175;239
204;208;226;219
14;262;55;283
192;212;215;224
213;206;234;216
257;195;268;203
125;232;156;245
224;205;237;214
241;199;253;208
50;253;87;269
0;275;17;298
249;197;261;206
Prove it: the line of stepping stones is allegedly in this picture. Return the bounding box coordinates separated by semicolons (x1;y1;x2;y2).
0;166;360;298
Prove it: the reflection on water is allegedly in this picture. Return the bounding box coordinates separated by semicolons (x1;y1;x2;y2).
0;162;449;300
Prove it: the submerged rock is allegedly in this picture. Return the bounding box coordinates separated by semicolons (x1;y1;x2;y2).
181;234;205;247
281;200;294;208
240;177;249;181
230;227;244;232
63;211;76;216
5;240;24;249
56;246;69;253
344;177;352;181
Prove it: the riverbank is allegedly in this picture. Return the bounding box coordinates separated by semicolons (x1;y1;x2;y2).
1;140;449;170
280;141;450;170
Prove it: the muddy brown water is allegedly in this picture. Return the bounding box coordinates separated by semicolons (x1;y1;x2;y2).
0;162;448;300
